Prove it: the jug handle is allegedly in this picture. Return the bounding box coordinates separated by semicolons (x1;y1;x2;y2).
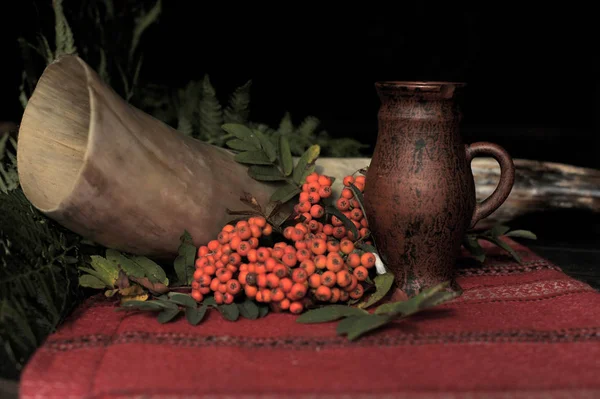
466;142;516;228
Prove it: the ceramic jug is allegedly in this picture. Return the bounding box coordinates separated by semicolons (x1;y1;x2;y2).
363;81;515;296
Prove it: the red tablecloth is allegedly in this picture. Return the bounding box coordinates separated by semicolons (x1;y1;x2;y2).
20;238;600;398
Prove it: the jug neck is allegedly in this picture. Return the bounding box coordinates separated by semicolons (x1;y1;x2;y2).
375;81;466;102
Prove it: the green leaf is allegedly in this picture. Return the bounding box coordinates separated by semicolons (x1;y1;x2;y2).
234;151;272;165
79;274;108;289
258;305;269;318
203;297;217;307
295;305;368;324
88;255;119;285
489;224;511;237
325;206;360;241
129;256;168;285
248;165;286;181
480;236;522;264
78;267;114;288
348;183;368;221
129;276;169;294
157;308;181;324
218;303;240;321
173;230;196;284
345;314;393;341
221;124;260;147
118;300;167;312
374;281;453;316
226;139;259;152
463;235;486;263
254;129;277;162
105;250;146;279
279;136;294;176
335;315;364;335
278;112;294;136
105;289;119;297
358;273;394;309
292;145;320;184
270;183;301;203
505;230;537;240
237;299;260;320
224;80;252;124
167;293;197;308
300;164;316;186
186;305;208;326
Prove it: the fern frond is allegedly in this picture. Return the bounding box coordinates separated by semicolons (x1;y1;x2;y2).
0;189;86;379
278;112;294;136
198;75;224;144
129;0;162;63
0;135;19;194
224;80;252;124
53;0;77;58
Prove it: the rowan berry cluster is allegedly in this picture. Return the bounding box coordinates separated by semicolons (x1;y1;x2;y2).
191;171;377;314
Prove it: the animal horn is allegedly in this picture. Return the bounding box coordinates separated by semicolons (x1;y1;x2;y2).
16;55;277;259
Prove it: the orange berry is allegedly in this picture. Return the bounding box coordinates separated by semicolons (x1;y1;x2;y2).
248;237;259;249
214;291;224;304
318;175;332;187
336;198;350;211
292;268;308;283
199;287;211;295
315;232;327;240
322;224;334;236
336;270;352;287
262;224;273;236
265;257;277;272
237;225;252;240
321;271;337;287
340;239;355;254
298;201;311;213
301;212;313;222
308;192;321;204
273;263;289;278
228;253;242;266
330;288;341;303
271;287;285;302
279;277;293;293
256;273;268;288
341;188;354;199
260;289;272;303
250;224;262;238
347;253;361;268
326;239;339;253
210;277;220;292
218;283;228;294
296;248;311;262
282;253;297;267
310;239;327;255
310;204;324;219
361;252;376;268
333;226;347;240
195;256;208;268
308;273;321;288
227;279;241;295
290;283;307;300
306;172;319;183
339;290;349;302
266;273;280;289
307;181;321;192
355;175;366;185
283;226;295;240
198;246;210;257
354;182;365;192
238;270;248;285
222;224;235;233
331;215;344;227
300;259;316;275
193;269;203;281
289;301;304;314
290;228;304;242
279;298;291;310
295;239;308;251
284;245;297;255
308;219;320;232
256;247;270;262
350;198;360;209
350;208;363;221
223;292;235;304
318;185;332;198
229;236;241;250
255;263;267;275
361;218;369;228
191;281;200;290
271;247;284;260
247;248;258;263
199;274;212;286
208;240;220;252
253;216;267;228
217;231;230;245
314;255;327;269
353;266;368;281
315;285;332;302
326;254;344;272
344;275;359;292
255;290;264;302
349;283;364;299
343;175;355;186
299;191;310;202
244;285;257;298
236;241;251;256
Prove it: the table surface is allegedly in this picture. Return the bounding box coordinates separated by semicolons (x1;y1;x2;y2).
2;212;598;398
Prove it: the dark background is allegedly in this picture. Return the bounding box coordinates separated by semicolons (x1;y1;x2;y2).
1;2;598;169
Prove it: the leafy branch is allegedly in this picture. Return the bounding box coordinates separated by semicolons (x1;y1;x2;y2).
297;281;460;341
463;224;537;264
118;295;269;325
